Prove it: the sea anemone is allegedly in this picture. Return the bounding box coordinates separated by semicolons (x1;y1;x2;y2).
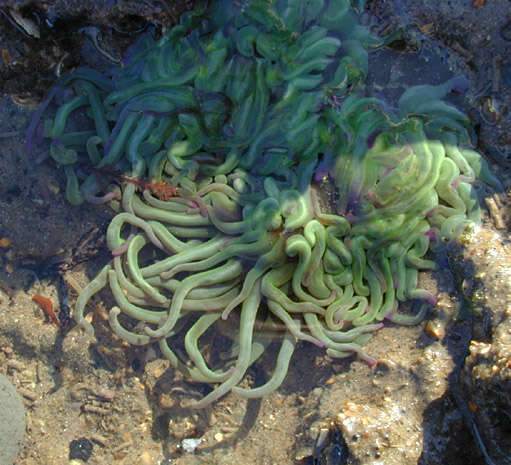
32;0;501;407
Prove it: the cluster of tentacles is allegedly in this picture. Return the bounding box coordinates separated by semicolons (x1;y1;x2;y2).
30;0;501;407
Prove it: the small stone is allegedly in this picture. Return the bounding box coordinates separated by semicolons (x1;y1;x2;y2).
69;438;93;462
159;392;175;409
182;438;201;453
0;374;25;465
140;450;153;464
47;182;60;195
0;237;11;247
424;320;446;340
169;418;196;439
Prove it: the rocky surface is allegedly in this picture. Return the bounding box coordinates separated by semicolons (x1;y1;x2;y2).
0;0;197;100
0;373;26;465
448;228;511;465
366;0;511;172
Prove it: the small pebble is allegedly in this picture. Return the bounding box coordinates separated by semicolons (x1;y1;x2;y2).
159;392;175;409
0;374;25;465
140;450;153;464
424;320;446;340
69;438;93;462
182;438;201;453
0;237;11;247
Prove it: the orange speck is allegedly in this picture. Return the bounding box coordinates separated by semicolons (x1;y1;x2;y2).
418;23;434;34
32;294;61;328
346;402;359;410
468;400;478;413
0;48;11;66
0;237;11;248
147;180;179;201
473;0;486;6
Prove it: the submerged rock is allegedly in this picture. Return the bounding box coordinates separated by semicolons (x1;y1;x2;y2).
0;373;26;465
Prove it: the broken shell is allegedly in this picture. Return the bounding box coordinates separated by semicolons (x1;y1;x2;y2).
480;96;507;124
9;9;40;38
424;320;446;340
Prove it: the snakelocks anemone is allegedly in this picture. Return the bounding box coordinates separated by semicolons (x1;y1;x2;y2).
29;0;502;407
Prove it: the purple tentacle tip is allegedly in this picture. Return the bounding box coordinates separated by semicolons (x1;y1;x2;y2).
425;229;437;241
367;130;380;149
367;357;377;368
427;295;439;306
451;178;460;190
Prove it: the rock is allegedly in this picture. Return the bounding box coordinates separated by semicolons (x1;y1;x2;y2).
0;1;199;99
449;228;511;464
0;373;26;465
